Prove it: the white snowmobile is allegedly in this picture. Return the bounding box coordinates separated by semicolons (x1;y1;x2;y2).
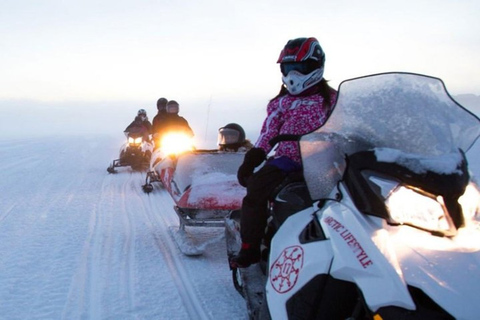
225;72;480;319
107;130;153;173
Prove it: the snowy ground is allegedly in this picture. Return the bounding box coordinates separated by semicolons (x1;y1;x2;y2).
0;133;478;320
0;135;247;320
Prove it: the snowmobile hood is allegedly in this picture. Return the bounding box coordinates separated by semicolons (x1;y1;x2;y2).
390;225;480;319
159;151;246;210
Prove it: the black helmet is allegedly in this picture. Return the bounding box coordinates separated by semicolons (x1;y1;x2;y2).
166;100;179;114
157;97;168;111
218;123;246;149
277;37;325;95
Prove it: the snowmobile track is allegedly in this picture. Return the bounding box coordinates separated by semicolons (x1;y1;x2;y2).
142;188;211;320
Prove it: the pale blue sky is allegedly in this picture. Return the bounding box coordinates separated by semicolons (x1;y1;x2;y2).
1;0;479;102
1;0;479;144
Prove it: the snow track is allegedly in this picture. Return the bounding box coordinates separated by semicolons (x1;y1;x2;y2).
141;194;209;320
0;136;246;320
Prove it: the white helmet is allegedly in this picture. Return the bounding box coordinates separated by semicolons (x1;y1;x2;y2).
277;37;325;95
137;108;147;121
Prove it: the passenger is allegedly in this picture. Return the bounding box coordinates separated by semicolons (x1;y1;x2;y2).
217;123;253;152
154;100;194;145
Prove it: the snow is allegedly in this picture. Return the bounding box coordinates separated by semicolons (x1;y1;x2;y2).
0;135;478;320
172;152;246;207
0;135;248;320
374;148;464;175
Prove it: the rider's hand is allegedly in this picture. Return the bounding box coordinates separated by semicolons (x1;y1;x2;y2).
237;148;266;187
237;163;253;187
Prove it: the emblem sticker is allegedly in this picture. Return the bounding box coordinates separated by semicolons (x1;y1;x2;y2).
270;245;304;293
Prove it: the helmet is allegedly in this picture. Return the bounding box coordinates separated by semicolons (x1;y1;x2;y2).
218;123;246;149
277;37;325;95
166;100;179;114
137;108;147;121
157;97;168;111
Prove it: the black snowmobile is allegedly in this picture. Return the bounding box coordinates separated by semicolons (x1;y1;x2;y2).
107;129;154;173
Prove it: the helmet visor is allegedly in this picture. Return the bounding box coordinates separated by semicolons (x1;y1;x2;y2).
167;104;179;114
218;128;241;146
281;61;318;77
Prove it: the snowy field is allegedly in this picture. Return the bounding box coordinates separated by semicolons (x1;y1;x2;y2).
0;135;248;320
0;133;478;320
0;95;479;319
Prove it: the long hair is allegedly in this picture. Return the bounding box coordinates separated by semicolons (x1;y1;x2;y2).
270;79;334;107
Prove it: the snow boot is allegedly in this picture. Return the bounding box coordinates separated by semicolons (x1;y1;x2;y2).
229;243;261;268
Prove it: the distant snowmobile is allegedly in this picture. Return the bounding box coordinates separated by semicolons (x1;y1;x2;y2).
107;130;153;173
225;72;480;319
143;131;246;255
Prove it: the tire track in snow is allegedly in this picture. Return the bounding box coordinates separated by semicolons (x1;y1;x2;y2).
61;170;139;319
119;173;139;313
61;192;103;319
139;189;211;320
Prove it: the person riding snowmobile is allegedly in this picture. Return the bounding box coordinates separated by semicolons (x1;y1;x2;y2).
154;100;194;146
217;123;253;152
152;97;168;148
124;109;152;142
229;37;337;269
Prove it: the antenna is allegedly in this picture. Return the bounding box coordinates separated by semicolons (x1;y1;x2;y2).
204;95;212;142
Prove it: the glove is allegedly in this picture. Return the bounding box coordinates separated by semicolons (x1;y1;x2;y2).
237;148;266;187
244;148;266;167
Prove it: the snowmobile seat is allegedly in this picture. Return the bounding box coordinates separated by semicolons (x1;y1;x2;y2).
269;171;313;229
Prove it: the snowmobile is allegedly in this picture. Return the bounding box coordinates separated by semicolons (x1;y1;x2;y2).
143;132;247;255
107;130;153;173
225;72;480;319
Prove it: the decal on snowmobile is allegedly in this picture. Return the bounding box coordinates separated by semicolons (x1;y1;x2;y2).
324;216;373;268
269;245;304;294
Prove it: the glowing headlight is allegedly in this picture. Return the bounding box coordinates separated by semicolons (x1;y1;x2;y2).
160;133;194;156
386;186;455;236
128;137;143;145
458;183;480;221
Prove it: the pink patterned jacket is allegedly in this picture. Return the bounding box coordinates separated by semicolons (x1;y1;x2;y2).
255;90;337;165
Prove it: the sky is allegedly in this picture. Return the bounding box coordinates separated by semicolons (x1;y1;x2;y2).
1;0;479;144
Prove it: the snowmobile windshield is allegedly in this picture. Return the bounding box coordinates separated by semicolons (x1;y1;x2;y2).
300;72;480;200
173;152;245;198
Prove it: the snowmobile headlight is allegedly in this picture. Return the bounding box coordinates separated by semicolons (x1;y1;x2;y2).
458;183;480;221
160;133;194;156
386;186;456;236
128;137;143;146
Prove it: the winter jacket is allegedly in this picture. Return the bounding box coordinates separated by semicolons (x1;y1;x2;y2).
124;116;152;141
154;114;194;141
152;111;168;135
255;90;337;165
